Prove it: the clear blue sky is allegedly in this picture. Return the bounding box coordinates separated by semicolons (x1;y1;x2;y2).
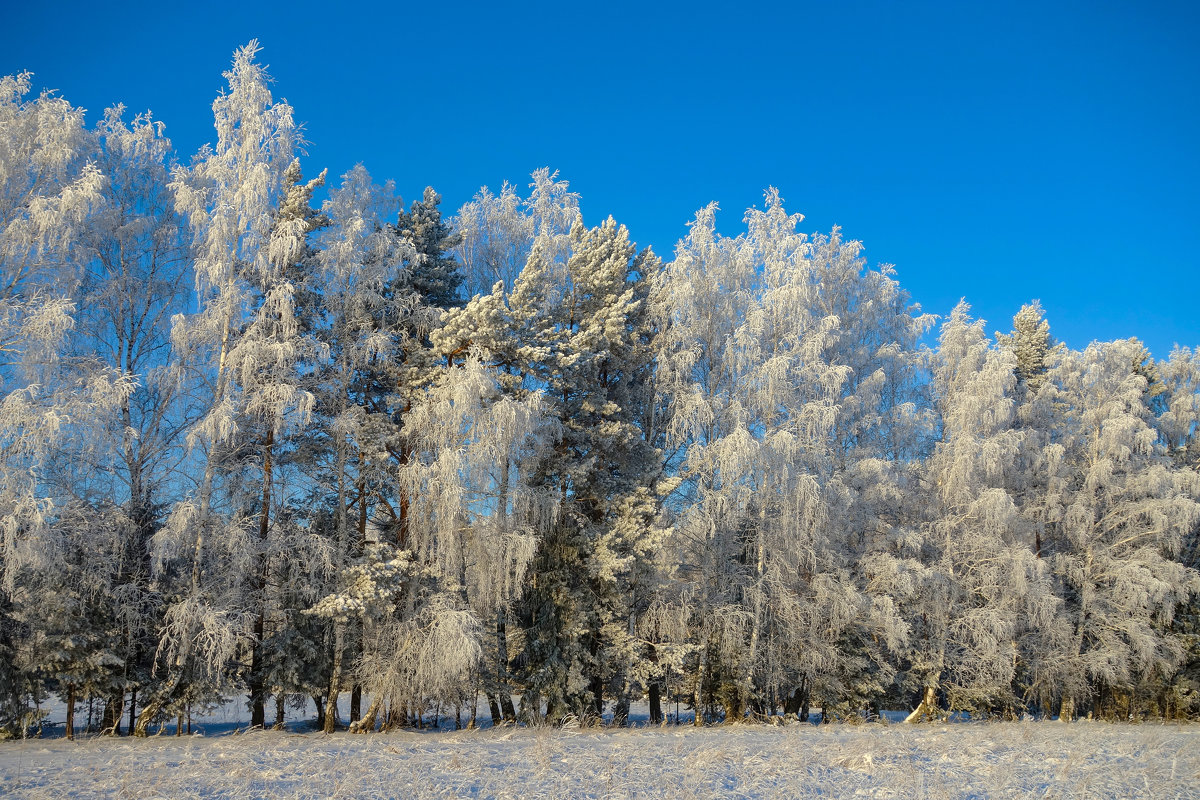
5;0;1198;358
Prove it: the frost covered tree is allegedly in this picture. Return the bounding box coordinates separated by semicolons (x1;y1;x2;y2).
997;303;1065;566
796;224;934;717
1154;347;1200;715
143;42;321;733
997;301;1054;395
503;216;663;723
306;166;557;732
396;187;463;310
301;166;475;731
1156;347;1200;472
0;71;102;299
1030;339;1200;719
235;159;327;729
453;182;530;301
443;171;668;724
40;106;191;736
655;191;914;723
453;168;579;301
432;171;584;723
349;345;550;730
301;165;407;731
0;71;136;735
428;293;545;724
901;303;1057;720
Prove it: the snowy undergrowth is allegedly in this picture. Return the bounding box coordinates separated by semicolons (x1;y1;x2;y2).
1;722;1196;799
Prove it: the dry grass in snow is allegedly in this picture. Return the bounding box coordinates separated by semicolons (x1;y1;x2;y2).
1;720;1197;799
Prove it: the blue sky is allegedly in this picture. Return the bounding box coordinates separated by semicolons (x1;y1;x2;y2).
5;0;1198;358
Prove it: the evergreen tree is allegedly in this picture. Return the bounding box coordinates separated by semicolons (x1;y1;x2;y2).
997;301;1054;394
506;217;663;722
395;187;462;309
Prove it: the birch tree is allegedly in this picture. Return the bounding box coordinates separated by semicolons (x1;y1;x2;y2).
657;192;895;722
453;168;579;301
41;105;191;735
0;72;133;735
903;303;1057;720
143;41;319;733
1035;340;1200;719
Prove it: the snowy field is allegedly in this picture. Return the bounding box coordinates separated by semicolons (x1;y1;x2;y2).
1;720;1197;799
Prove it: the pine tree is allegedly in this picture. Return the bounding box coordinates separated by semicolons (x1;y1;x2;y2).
395;187;463;310
505;217;663;722
997;301;1054;394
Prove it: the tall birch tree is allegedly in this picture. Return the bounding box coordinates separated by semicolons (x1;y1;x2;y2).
144;41;319;732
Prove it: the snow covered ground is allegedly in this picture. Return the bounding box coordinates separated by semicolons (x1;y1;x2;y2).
1;719;1197;799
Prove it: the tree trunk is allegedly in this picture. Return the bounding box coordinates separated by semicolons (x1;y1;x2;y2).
324;409;351;736
101;692;123;735
249;427;275;729
905;685;940;723
493;462;517;724
348;476;367;727
649;680;663;724
324;622;344;733
496;608;516;722
396;429;411;550
249;609;267;728
742;533;766;721
64;684;76;741
350;695;382;734
645;639;663;723
785;679;810;721
588;670;605;722
134;653;184;733
723;686;744;724
313;694;325;731
1060;695;1075;722
127;688;137;736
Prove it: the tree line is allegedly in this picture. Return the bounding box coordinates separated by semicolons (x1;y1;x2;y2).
1;42;1197;738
